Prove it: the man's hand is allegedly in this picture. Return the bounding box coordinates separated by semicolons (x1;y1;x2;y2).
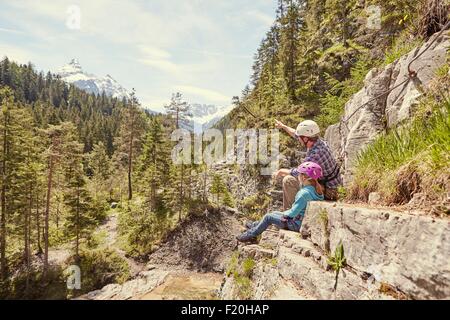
271;170;280;180
272;169;291;181
275;119;285;129
275;119;297;138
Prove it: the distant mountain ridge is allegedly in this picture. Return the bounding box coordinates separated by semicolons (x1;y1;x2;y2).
57;59;129;99
190;103;235;132
58;60;234;131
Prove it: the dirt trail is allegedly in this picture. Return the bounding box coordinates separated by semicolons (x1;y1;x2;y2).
46;210;145;276
47;247;71;266
98;210;145;276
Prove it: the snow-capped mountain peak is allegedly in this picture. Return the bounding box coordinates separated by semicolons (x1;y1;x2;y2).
59;58;83;75
57;59;129;99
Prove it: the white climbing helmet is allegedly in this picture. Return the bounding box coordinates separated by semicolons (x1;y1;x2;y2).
295;120;320;137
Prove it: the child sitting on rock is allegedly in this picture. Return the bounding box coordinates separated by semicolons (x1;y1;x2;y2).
236;162;324;243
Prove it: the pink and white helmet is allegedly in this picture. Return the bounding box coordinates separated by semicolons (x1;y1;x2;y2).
298;161;323;180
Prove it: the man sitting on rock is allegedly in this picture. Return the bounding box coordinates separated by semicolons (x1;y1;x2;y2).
237;162;324;242
273;119;342;206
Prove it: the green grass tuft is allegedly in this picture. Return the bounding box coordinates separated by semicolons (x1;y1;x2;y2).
349;95;450;205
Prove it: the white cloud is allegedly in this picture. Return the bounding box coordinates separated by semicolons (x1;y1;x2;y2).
6;1;66;21
0;44;33;64
1;2;72;42
138;45;171;60
140;95;170;112
137;44;182;77
180;48;251;60
139;58;179;75
7;0;222;49
246;10;274;27
0;27;25;35
174;85;230;104
136;44;226;83
137;45;181;74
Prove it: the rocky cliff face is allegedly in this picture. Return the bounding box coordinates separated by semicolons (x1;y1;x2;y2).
82;201;449;300
220;202;450;300
325;31;449;185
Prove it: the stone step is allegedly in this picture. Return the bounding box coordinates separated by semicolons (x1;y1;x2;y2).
224;259;312;300
270;279;312;300
241;244;274;260
278;230;330;271
80;269;169;300
259;230;279;250
269;189;283;202
277;246;390;300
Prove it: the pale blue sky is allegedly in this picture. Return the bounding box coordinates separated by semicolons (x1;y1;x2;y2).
0;0;276;111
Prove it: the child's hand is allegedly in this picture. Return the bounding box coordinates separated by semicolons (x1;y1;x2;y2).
281;215;289;222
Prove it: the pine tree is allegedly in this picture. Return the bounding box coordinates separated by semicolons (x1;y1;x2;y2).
115;89;146;201
0;58;11;87
223;190;234;207
210;174;226;204
110;150;128;203
0;87;41;284
0;88;10;281
164;92;192;130
62;129;95;258
34;173;45;256
278;0;305;102
138;116;171;211
164;93;192;220
14;111;41;292
87;141;112;199
41;122;75;275
166;164;183;217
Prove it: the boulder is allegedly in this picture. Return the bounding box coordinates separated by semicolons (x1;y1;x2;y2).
325;31;450;186
339;64;396;184
259;230;279;250
302;201;450;299
368;192;381;205
79;269;169;300
386;33;449;127
241;245;274;260
324;123;342;160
